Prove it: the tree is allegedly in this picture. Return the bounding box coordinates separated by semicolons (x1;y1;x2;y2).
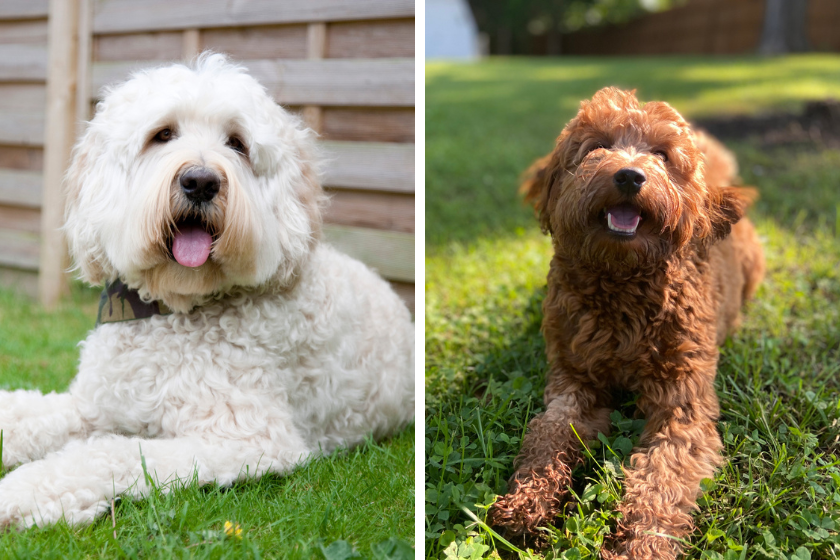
758;0;810;54
466;0;680;55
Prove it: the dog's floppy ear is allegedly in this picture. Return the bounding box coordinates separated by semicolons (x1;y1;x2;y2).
62;126;113;285
708;186;757;240
244;96;327;287
520;153;556;234
248;99;325;241
520;129;573;235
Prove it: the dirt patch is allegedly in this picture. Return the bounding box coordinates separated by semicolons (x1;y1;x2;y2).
694;100;840;148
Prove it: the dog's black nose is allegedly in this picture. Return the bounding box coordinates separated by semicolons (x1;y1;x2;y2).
180;167;220;203
613;167;646;195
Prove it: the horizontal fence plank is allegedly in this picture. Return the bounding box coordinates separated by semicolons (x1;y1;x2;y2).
250;58;414;106
0;0;48;20
0;169;42;208
0;111;45;146
94;0;414;34
90;61;158;93
0;228;39;270
202;25;308;61
327;19;414;59
94;31;183;62
0;19;48;44
0;44;47;81
0;204;40;233
321;107;414;143
0;83;47;111
323;224;413;282
91;58;414;106
0;146;43;172
324;189;414;233
320;141;414;193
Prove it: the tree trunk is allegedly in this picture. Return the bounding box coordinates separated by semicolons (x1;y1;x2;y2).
497;26;512;54
759;0;810;54
786;0;810;51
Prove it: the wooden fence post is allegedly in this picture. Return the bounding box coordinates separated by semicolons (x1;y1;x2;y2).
182;28;200;59
302;22;327;134
39;0;81;307
76;0;93;129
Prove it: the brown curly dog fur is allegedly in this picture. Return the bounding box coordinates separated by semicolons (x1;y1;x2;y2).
489;88;765;559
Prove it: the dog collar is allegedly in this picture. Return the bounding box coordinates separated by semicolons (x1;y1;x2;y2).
96;280;172;326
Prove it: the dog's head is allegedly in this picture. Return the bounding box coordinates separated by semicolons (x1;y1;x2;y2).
523;87;751;268
63;53;324;311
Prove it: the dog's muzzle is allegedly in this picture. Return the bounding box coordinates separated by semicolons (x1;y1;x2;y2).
171;167;222;268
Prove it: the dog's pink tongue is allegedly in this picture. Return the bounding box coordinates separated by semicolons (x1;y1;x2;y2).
172;225;212;268
608;207;641;229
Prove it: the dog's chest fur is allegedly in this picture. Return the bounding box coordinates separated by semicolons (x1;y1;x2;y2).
67;245;414;452
543;244;721;391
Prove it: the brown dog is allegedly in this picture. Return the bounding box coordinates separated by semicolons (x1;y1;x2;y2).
489;88;764;559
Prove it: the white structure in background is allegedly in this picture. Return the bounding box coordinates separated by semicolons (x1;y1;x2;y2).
426;0;480;59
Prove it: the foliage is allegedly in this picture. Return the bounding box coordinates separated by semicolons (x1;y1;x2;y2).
466;0;683;54
426;56;840;559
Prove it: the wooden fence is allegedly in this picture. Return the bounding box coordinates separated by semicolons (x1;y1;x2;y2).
556;0;839;55
0;0;416;311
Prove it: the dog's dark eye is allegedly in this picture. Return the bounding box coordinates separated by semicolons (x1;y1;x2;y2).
585;143;608;155
653;150;668;162
154;128;173;143
226;136;247;155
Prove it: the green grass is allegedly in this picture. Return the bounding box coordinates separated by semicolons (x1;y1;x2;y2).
0;284;414;559
426;55;840;559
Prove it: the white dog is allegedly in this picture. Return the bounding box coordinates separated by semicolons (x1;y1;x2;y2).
0;54;414;528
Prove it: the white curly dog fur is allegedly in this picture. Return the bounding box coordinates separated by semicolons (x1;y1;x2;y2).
0;54;414;528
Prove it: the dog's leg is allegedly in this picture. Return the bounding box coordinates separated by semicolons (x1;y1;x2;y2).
0;390;86;467
609;382;722;560
0;432;312;528
491;383;611;535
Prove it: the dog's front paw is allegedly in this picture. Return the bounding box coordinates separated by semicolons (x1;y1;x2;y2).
0;424;46;468
489;458;574;536
0;390;82;468
0;459;107;529
601;534;681;560
601;519;683;560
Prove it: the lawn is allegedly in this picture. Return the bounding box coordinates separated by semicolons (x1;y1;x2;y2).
426;55;840;559
0;284;415;559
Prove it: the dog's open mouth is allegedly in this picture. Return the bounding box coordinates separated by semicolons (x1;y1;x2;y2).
605;204;642;236
171;216;215;268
